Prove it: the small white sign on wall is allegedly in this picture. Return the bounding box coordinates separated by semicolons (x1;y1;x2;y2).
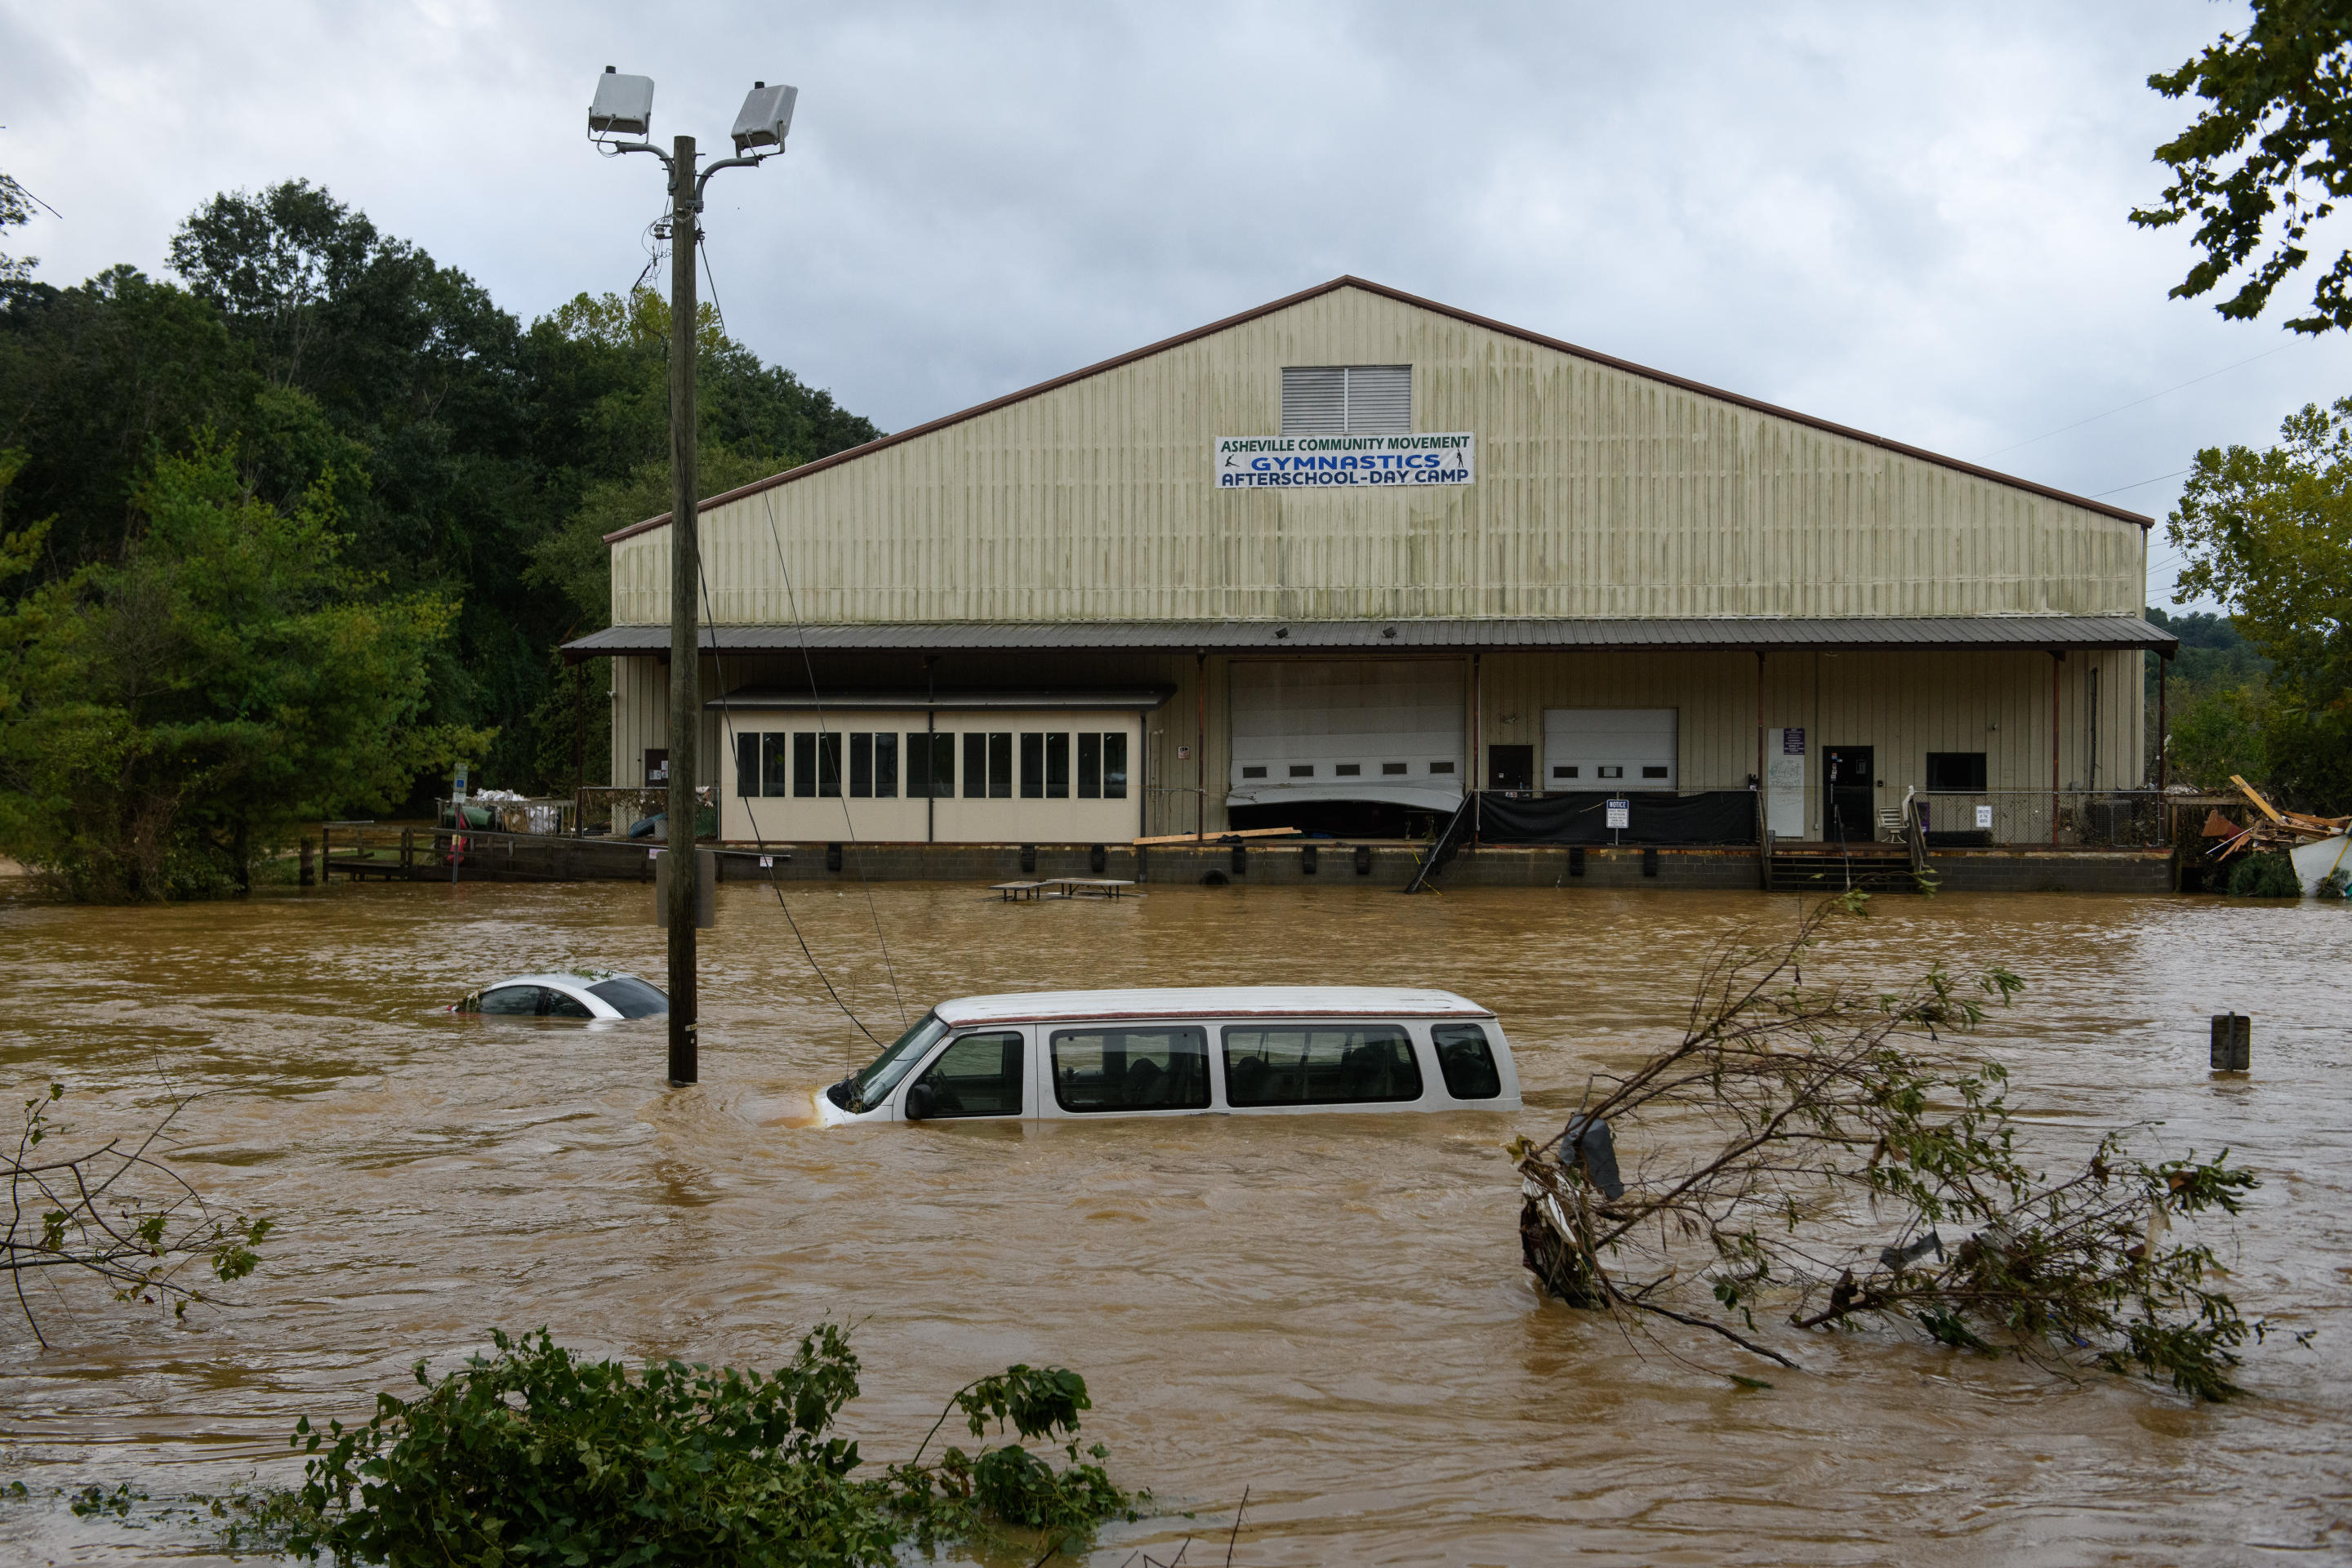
1606;799;1631;830
1976;804;1994;830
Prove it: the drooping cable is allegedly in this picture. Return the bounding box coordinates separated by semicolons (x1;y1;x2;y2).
689;234;909;1038
693;551;888;1049
747;474;911;1031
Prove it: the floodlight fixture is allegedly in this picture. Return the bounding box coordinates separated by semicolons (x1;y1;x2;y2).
589;65;655;140
587;62;800;1089
731;81;798;156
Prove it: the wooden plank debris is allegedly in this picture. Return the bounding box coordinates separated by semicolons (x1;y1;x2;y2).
2210;777;2352;860
1131;826;1301;846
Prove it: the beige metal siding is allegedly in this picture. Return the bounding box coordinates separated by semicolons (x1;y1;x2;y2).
613;287;2145;628
617;647;2149;844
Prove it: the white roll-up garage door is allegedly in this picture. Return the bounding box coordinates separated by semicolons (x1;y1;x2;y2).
1544;709;1678;791
1229;662;1465;812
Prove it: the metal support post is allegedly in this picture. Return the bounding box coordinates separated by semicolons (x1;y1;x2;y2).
2051;651;2063;848
666;132;702;1087
1194;651;1206;843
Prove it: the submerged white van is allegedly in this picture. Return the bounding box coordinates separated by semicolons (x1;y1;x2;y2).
815;986;1521;1125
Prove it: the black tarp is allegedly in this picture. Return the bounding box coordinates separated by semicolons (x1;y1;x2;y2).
1475;790;1757;845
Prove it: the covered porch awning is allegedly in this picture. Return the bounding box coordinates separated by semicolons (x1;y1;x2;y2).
564;614;2179;660
706;688;1171;711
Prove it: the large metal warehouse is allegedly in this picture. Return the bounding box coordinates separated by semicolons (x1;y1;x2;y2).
564;276;2172;869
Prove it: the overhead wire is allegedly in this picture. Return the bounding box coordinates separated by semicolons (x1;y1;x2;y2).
692;231;909;1045
585;151;898;1051
694;504;891;1050
746;471;912;1035
1976;343;2297;463
2090;467;2193;499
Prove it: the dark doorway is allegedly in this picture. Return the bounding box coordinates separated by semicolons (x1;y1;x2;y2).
644;748;670;786
1823;746;1874;844
1487;744;1534;792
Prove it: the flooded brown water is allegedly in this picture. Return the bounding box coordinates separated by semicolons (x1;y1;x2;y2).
0;879;2346;1565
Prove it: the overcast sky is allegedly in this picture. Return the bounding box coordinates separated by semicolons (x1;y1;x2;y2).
6;1;2344;611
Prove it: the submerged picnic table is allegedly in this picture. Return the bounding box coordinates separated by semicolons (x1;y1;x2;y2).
990;877;1136;902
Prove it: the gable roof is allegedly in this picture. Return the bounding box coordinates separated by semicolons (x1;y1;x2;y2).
605;275;2154;545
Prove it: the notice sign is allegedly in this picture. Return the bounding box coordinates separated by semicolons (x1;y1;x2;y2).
1976;804;1994;830
1215;432;1475;489
1606;799;1631;830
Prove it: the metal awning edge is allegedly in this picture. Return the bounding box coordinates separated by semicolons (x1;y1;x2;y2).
566;615;2180;658
708;688;1173;711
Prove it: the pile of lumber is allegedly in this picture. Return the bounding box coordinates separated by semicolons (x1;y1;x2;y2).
2208;775;2350;860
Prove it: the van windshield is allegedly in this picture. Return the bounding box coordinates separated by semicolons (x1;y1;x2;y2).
844;1013;950;1111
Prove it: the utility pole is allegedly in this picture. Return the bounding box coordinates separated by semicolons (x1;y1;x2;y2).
665;132;702;1086
589;67;797;1088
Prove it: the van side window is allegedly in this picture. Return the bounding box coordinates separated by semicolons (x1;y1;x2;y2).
1430;1023;1502;1099
913;1031;1024;1116
1221;1024;1423;1106
1052;1027;1210;1112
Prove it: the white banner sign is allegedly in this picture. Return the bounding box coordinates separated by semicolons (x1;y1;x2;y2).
1215;433;1474;489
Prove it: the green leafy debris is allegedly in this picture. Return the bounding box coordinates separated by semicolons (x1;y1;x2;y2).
285;1326;1139;1568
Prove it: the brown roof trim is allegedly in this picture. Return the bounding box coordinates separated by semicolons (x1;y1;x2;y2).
564;614;2178;659
604;277;2155;545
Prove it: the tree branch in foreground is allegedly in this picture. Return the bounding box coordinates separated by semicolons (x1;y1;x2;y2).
1513;891;2261;1401
4;1084;270;1347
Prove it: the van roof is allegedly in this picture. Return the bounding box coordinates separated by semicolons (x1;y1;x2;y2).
933;986;1493;1027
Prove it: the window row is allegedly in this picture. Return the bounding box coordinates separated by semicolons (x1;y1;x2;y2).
1238;760;1455;780
736;730;1128;800
912;1022;1502;1117
1551;764;1671;780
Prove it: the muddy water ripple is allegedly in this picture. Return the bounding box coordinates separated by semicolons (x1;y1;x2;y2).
0;880;2345;1564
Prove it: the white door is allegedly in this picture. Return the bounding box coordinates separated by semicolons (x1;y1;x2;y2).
1543;709;1678;792
1766;727;1807;836
1229;662;1464;811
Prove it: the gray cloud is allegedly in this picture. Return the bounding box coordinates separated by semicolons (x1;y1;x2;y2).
4;1;2338;607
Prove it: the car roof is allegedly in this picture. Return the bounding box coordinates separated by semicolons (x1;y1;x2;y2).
933;986;1494;1027
483;972;635;992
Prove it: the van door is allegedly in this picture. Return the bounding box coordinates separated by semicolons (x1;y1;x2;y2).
903;1029;1028;1118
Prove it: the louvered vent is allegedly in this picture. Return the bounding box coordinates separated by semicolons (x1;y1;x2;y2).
1281;364;1411;434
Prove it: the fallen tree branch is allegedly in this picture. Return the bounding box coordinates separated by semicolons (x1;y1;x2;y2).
4;1084;269;1346
1514;890;2260;1400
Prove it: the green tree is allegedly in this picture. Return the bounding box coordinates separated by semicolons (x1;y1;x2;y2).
2167;680;2275;791
0;167;37;285
2132;2;2352;332
2163;399;2352;808
2143;608;2274;781
0;266;267;571
0;443;482;898
2167;399;2352;808
1;182;881;804
522;443;785;791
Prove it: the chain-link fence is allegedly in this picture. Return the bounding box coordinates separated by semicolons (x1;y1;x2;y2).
1915;790;2167;849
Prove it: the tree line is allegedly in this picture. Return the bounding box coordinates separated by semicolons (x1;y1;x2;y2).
0;177;876;897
